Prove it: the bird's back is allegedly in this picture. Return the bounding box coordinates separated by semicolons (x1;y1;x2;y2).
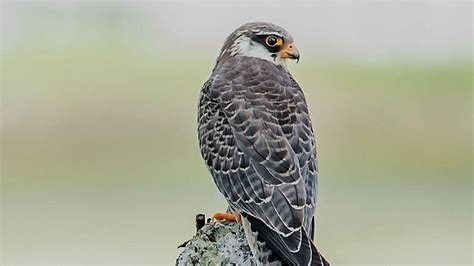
197;56;326;265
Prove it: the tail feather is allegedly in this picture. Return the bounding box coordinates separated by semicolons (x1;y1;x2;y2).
244;214;329;266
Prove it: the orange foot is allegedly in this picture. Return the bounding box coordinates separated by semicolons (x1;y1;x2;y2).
212;211;242;223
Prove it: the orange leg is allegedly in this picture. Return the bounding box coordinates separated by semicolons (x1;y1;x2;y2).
212;211;242;223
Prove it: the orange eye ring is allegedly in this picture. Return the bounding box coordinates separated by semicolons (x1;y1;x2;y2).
265;36;279;47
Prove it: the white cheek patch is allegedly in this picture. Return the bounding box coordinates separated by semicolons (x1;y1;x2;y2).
230;36;287;68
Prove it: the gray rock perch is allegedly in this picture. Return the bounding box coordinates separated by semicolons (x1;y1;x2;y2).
176;220;255;265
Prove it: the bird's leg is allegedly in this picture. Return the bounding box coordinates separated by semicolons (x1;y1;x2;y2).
212;211;242;223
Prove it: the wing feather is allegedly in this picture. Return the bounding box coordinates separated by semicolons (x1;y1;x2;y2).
198;57;321;264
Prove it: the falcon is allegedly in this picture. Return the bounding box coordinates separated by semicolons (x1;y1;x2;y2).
197;22;329;265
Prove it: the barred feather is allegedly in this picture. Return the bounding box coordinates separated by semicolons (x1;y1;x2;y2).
198;22;328;266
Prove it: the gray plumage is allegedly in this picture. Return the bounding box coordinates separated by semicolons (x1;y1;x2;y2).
198;22;329;266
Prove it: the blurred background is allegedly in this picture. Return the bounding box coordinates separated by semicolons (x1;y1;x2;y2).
1;1;472;265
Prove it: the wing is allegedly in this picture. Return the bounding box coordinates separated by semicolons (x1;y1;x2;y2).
198;58;320;264
244;214;329;266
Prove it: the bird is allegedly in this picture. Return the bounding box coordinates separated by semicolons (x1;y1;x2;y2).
197;22;329;266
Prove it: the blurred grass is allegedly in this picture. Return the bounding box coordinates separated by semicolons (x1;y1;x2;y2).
1;40;472;264
3;42;471;185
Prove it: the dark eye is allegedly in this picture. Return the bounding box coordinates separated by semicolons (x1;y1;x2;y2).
265;36;278;47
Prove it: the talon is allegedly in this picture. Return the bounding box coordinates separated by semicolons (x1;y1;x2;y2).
234;211;242;223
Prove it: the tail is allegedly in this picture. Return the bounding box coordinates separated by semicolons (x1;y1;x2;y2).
243;214;330;266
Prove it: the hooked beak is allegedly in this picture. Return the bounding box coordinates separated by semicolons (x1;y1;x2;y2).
279;43;300;63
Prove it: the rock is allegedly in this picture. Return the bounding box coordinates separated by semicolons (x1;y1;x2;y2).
176;220;255;265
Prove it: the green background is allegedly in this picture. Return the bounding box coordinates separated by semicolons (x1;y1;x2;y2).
1;2;472;265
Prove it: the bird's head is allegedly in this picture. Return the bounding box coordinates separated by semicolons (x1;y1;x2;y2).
217;22;300;68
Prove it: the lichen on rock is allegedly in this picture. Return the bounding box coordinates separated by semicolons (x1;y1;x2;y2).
176;221;255;265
